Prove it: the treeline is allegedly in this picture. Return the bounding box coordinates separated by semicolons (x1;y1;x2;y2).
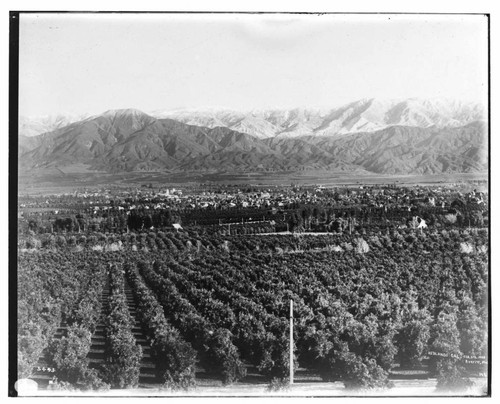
18;226;489;261
21;209;182;234
20;201;487;238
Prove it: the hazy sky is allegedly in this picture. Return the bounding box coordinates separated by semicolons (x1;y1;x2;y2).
19;13;488;116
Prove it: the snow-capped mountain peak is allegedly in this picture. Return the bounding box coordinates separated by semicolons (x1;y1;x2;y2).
151;98;485;139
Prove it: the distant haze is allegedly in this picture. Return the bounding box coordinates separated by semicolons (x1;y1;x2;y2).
19;13;488;117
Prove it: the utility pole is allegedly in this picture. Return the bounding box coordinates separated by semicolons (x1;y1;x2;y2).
289;299;294;384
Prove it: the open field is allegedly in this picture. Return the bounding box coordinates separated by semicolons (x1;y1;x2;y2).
18;168;488;195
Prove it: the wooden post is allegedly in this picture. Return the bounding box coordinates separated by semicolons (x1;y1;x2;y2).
290;299;294;384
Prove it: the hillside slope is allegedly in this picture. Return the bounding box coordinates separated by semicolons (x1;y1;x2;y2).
19;109;488;175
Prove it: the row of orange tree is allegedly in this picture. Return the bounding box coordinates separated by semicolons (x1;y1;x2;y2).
17;225;488;391
132;227;487;390
18;252;107;383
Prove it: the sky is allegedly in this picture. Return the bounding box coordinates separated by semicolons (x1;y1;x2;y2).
18;13;488;117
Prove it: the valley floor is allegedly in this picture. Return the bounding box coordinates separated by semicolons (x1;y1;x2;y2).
18;169;488;194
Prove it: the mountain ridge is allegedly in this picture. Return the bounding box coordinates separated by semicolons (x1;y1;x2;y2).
20;98;485;139
152;98;485;139
18;106;488;176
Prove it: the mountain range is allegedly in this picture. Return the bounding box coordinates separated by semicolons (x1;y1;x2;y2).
18;98;488;176
19;113;90;138
153;98;485;139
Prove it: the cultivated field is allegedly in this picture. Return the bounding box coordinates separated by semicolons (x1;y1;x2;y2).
16;183;489;396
